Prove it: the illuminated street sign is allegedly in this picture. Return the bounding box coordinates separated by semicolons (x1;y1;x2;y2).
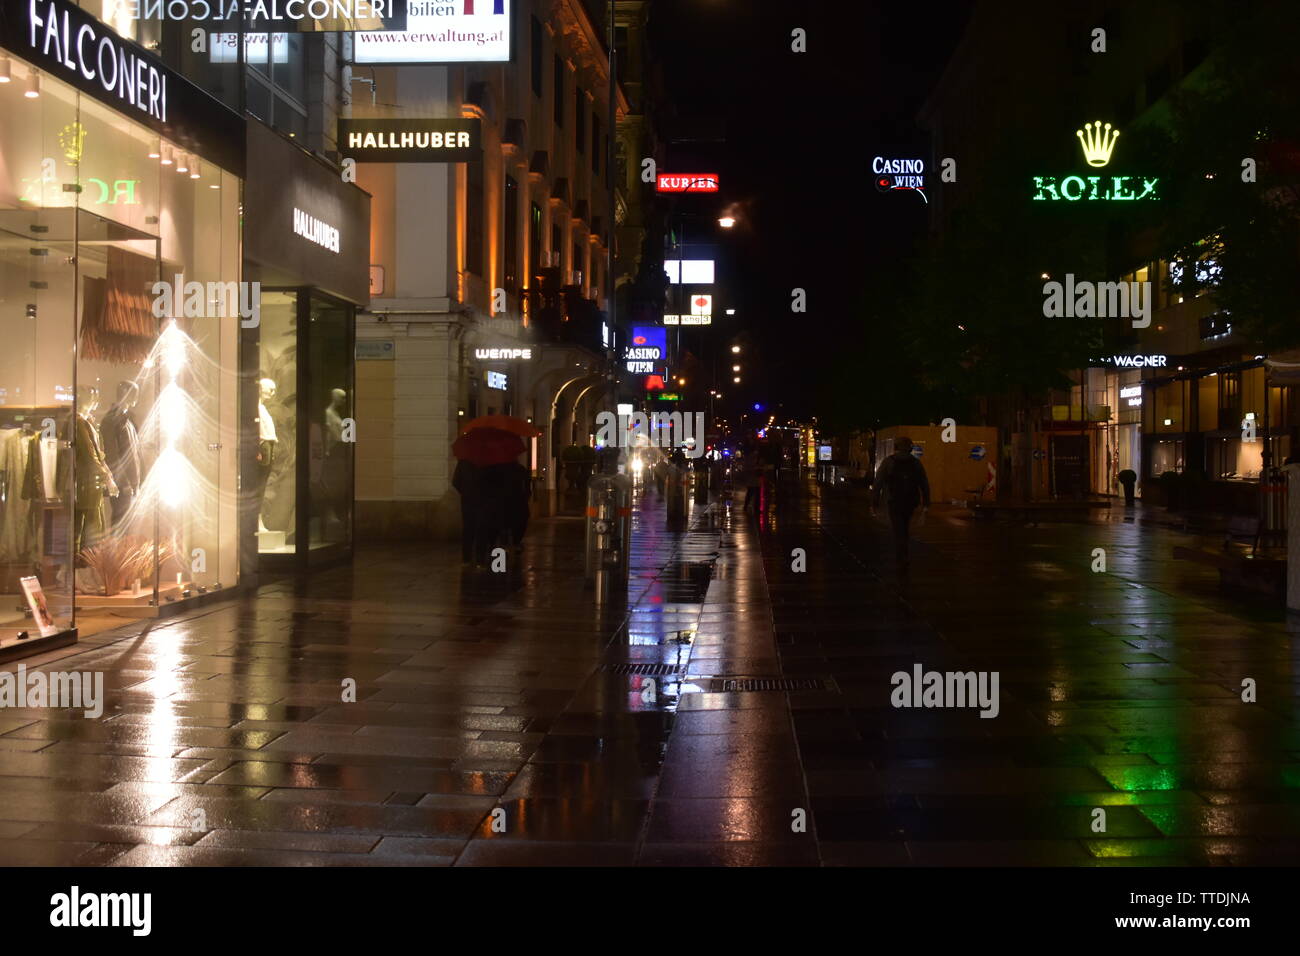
338;119;482;163
663;259;715;284
656;174;719;193
475;347;533;360
873;157;925;189
624;326;667;374
1033;123;1159;201
357;0;510;63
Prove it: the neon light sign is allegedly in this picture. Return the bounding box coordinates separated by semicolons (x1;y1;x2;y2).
1032;122;1159;201
873;157;926;202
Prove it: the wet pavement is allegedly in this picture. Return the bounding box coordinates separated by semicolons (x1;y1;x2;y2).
0;475;1297;865
760;482;1300;866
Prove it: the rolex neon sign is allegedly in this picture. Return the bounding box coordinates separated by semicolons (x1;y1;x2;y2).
1032;121;1159;202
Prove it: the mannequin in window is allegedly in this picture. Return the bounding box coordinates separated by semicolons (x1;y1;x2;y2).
100;381;142;525
74;387;118;555
255;377;277;533
324;388;347;454
322;387;349;532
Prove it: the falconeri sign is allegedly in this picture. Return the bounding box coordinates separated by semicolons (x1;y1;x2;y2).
1033;122;1160;202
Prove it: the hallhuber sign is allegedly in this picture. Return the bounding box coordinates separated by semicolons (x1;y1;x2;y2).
337;118;482;163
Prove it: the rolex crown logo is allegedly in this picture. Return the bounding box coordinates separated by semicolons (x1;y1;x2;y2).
1076;121;1119;168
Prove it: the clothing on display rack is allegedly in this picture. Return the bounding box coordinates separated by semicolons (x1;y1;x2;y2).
101;400;142;523
79;248;158;365
0;427;41;564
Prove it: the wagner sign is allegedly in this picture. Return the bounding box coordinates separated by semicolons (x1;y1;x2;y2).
337;118;482;163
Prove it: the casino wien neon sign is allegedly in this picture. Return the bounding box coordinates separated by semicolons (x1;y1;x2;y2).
1032;122;1159;202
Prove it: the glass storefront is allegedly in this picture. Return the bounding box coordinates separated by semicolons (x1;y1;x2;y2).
256;289;354;563
0;56;240;638
1207;436;1264;481
1150;439;1185;477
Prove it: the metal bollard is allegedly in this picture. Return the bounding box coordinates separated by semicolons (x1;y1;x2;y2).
585;475;631;601
693;461;709;504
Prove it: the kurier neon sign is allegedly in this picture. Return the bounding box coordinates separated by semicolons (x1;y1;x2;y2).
1032;122;1159;202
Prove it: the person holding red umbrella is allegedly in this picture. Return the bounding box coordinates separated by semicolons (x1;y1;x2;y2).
452;417;539;569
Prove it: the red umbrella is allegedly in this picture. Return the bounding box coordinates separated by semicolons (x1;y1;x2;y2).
460;414;540;438
452;427;526;466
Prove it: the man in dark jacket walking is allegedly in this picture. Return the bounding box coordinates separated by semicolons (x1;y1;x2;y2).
872;437;931;573
452;459;481;565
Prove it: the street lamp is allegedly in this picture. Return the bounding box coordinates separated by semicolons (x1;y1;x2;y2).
732;364;740;372
718;216;736;229
731;345;740;354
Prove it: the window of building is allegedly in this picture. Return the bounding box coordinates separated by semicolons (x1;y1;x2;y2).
1207;437;1262;481
552;224;563;272
530;202;543;278
504;176;520;294
554;55;565;127
615;26;629;67
1217;371;1241;429
573;239;584;285
531;16;543;97
245;33;308;142
575;87;585;153
592;116;601;173
1150;439;1184;477
466;160;484;277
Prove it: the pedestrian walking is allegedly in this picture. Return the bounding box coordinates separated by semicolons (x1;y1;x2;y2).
505;459;531;551
450;415;540;571
652;453;669;495
872;437;931;573
474;462;514;567
741;453;762;513
452;458;480;565
1117;468;1137;507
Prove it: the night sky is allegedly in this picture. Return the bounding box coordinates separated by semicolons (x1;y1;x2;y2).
648;0;973;418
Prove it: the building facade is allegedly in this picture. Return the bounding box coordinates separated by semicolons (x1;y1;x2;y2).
351;0;656;535
919;0;1298;509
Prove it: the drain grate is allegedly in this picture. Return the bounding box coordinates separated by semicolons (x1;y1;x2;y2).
600;662;682;677
703;676;838;693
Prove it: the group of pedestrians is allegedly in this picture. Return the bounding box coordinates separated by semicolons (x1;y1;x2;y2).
453;458;530;569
